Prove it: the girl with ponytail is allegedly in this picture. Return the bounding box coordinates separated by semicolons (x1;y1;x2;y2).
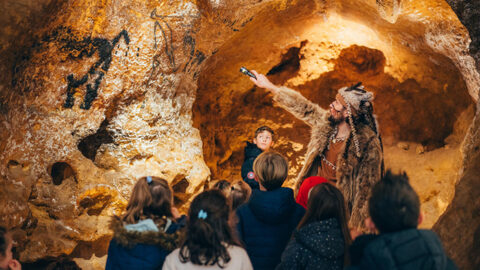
163;189;252;269
106;176;185;270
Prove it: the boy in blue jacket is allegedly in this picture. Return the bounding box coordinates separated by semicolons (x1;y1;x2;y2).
241;126;275;189
236;151;305;270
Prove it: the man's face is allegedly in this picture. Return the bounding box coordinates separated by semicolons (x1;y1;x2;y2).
328;99;347;125
253;131;274;151
0;238;13;269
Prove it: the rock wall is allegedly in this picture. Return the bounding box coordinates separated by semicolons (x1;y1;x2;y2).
0;0;478;268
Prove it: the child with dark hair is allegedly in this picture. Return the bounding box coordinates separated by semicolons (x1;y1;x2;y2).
236;151;305;270
277;183;351;270
230;180;252;211
210;179;232;198
241;126;275;189
349;170;457;270
163;189;252;269
0;227;21;270
106;176;185;270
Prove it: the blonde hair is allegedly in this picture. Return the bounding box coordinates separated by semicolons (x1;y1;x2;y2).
253;151;288;190
122;176;173;224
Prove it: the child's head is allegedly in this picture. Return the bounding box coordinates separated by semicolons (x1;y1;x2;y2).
0;227;13;269
369;170;420;233
253;151;288;191
180;190;238;267
210;179;231;198
123;176;173;224
253;126;274;151
230;180;252;210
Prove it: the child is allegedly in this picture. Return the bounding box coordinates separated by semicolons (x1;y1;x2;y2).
236;151;305;270
0;227;21;270
210;179;232;198
230;180;252;211
277;183;352;269
241;126;275;189
106;176;185;270
349;170;457;270
163;189;252;269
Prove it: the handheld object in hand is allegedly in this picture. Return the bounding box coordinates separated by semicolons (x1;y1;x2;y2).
240;67;257;80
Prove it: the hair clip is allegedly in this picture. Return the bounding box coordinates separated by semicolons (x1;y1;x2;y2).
198;209;208;219
146;176;152;184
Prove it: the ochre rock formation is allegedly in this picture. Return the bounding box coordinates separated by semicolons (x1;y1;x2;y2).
0;0;478;269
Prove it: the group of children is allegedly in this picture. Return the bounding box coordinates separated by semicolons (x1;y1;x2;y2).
0;126;455;270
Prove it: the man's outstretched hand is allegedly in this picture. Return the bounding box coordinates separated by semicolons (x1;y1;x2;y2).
249;70;279;94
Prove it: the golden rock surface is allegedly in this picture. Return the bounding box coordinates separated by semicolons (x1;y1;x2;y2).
0;0;478;268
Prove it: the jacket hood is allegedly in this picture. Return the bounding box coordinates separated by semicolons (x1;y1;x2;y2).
295;218;345;259
109;216;181;251
248;188;298;224
365;229;450;269
244;141;262;160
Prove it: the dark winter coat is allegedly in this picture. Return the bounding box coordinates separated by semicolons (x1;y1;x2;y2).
272;86;383;231
236;187;305;270
105;216;185;270
241;141;262;189
277;218;346;270
348;229;457;270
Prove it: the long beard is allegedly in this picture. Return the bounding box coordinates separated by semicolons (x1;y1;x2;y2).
328;114;346;126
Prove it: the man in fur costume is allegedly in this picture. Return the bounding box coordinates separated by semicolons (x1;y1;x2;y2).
249;70;384;232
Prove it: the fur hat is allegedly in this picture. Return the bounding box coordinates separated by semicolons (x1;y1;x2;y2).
336;82;374;111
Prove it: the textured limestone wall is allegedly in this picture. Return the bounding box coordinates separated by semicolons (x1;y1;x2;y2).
0;0;478;268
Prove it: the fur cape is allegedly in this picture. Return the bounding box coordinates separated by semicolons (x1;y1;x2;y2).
273;86;383;231
109;216;182;251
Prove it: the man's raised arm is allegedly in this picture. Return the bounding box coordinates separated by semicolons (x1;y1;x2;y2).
250;70;327;127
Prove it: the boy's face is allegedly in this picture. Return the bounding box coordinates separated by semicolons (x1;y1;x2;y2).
0;237;13;269
253;131;274;151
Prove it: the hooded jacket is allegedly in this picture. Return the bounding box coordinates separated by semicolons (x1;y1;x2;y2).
241;141;262;189
349;229;457;270
236;187;305;270
106;216;185;270
277;218;346;270
271;86;383;231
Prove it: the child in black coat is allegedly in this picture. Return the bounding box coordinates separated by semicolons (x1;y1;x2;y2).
348;171;457;270
241;126;274;189
277;183;352;270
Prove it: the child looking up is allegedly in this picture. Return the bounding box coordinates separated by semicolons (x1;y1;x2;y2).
163;189;252;269
241;126;275;189
106;176;185;270
0;227;21;270
278;183;352;269
236;151;305;270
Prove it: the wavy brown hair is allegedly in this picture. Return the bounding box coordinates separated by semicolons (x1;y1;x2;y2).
179;189;240;268
122;176;173;224
297;183;352;265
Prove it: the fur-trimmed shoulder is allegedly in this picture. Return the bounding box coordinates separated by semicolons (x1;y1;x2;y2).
109;216;182;251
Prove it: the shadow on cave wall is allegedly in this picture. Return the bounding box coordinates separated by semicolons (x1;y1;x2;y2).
194;43;473;180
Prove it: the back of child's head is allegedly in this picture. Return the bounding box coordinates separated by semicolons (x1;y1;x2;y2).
254;126;274;140
369;170;420;233
253;151;288;190
210;179;231;197
123;176;173;224
230;180;252;210
180;189;238;267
